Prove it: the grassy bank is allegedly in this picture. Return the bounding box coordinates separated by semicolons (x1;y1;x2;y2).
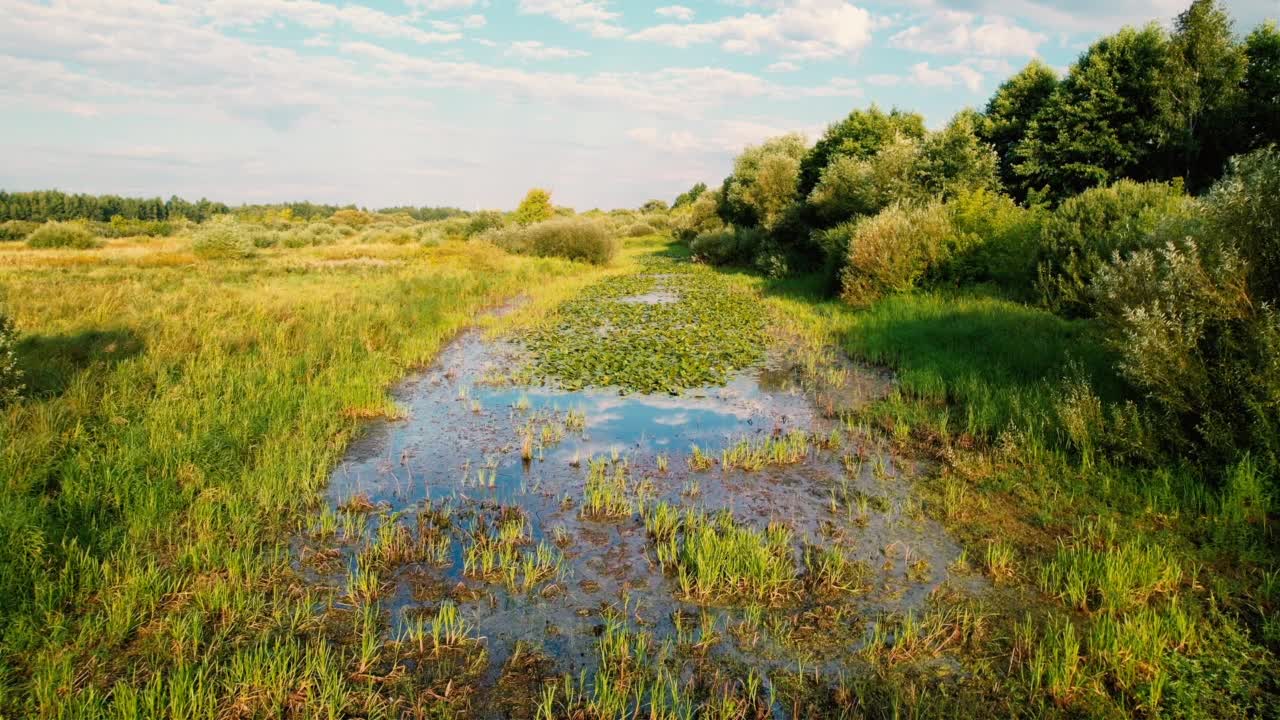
0;235;609;716
733;268;1278;718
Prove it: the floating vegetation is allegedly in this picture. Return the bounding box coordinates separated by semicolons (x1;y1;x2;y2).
516;258;768;393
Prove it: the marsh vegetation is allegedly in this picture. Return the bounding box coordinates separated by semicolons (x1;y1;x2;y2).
1;2;1277;718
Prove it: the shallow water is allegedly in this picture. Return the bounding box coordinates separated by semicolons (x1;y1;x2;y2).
306;320;975;702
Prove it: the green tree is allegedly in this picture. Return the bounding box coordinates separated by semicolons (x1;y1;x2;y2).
1015;25;1172;202
513;188;554;226
672;182;707;209
640;199;669;213
1159;0;1247;191
979;60;1058;201
798;106;926;197
807;134;923;224
1241;21;1280;150
720;134;807;231
918;111;1001;199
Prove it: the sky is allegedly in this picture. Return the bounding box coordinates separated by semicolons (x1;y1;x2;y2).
0;1;1275;210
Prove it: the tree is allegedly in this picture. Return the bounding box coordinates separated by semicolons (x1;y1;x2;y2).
513;188;554;226
1159;0;1247;191
807;134;924;224
798;106;926;197
1241;22;1280;151
918;111;1001;199
1014;25;1172;202
640;199;669;213
672;182;707;209
980;60;1058;201
720;134;807;231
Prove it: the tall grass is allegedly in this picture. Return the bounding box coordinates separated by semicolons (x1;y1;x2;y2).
0;236;596;716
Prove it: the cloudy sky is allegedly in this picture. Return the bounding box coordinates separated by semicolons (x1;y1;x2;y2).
0;1;1274;210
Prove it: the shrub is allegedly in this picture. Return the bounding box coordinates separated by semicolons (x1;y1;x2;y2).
1202;148;1280;304
480;217;618;265
191;217;254;259
807;134;924;225
1037;179;1193;316
689;227;765;267
463;211;504;237
1091;149;1280;463
330;208;375;228
940;188;1045;294
251;230;281;248
26;221;101;249
357;225;416;245
840;202;953;307
624;223;657;237
638;213;671;231
102;215;174;238
0;221;39;242
672;191;724;243
0;309;22;406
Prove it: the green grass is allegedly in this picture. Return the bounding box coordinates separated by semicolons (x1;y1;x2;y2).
0;235;603;716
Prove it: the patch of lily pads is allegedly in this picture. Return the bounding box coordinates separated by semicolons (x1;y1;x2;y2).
515;257;768;394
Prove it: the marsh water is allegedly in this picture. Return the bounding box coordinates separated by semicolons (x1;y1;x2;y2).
303;304;975;705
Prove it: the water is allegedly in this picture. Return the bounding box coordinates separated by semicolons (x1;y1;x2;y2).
304;323;975;702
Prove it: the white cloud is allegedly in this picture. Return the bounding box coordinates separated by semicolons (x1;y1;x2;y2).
766;61;799;72
889;11;1046;56
627;127;701;152
655;5;695;21
518;0;625;38
405;0;481;10
462;14;487;28
867;61;985;92
506;40;590;60
187;0;463;44
303;34;332;47
631;1;873;60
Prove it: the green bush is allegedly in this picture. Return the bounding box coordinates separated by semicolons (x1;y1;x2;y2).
0;221;39;242
638;213;671;231
839;202;952;307
191;217;254;259
1037;180;1192;316
479;217;618;265
672;191;724;244
1202;148;1280;304
462;211;503;237
1090;149;1280;464
357;225;416;245
251;230;281;248
26;221;101;249
940;188;1045;293
0;310;22;406
624;222;657;237
689;227;764;267
102;215;173;238
807;134;924;226
330;208;375;228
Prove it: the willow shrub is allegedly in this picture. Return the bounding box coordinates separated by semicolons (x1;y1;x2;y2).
1037;180;1193;317
479;216;619;265
838;202;954;307
191;216;254;259
25;221;101;250
1091;149;1280;464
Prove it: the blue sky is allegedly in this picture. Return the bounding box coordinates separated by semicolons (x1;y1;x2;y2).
0;1;1274;210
